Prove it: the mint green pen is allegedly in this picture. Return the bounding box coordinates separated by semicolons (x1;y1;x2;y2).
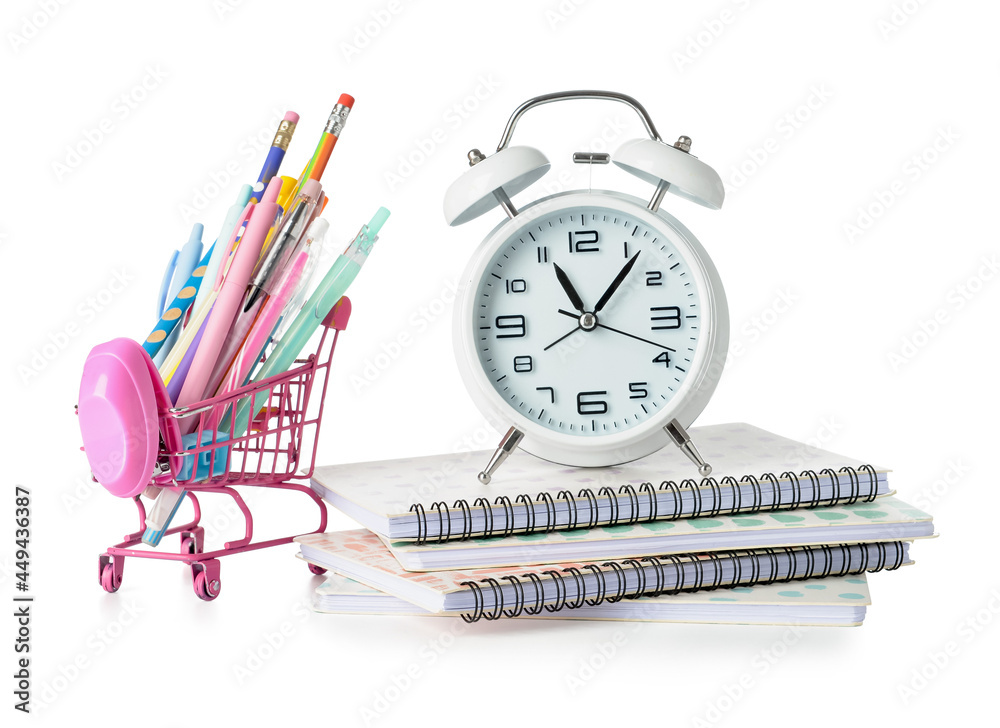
226;207;390;438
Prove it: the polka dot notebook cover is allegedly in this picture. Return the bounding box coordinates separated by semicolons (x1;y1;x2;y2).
311;571;873;627
310;423;894;543
295;528;905;622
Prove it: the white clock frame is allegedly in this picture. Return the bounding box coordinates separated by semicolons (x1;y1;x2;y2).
454;189;729;468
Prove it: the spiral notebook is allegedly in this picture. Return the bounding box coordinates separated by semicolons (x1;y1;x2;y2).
310;423;892;543
295;529;910;622
382;495;933;571
311;572;874;627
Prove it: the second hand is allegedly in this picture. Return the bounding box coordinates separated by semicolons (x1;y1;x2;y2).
556;309;676;352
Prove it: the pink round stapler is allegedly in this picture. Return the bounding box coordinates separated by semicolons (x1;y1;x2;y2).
78;338;180;498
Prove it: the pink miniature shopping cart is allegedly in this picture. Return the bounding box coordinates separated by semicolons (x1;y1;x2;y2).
84;299;350;601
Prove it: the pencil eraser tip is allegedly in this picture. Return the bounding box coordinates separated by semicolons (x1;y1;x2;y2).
338;94;355;109
283;111;300;124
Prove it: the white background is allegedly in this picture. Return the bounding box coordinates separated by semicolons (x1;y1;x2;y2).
2;1;997;725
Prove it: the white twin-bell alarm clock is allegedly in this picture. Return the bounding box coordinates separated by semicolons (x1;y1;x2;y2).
444;91;728;484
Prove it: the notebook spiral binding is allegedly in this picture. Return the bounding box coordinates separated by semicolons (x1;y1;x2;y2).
458;541;905;623
409;464;879;544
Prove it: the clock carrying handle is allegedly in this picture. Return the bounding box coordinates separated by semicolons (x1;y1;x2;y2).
494;90;662;152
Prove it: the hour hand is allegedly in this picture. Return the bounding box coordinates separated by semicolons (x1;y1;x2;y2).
553;263;587;313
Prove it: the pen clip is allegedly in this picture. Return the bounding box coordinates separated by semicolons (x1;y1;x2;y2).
157;250;179;317
215;203;256;291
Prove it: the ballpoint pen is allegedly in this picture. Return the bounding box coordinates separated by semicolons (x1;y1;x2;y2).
156;249;178;317
225;207;389;438
193;184;253;317
267;218;329;353
218;250;309;400
206;195;329;398
166;313;208;403
249;112;298;204
145;180;283;544
153;223;203;366
142;244;214;360
175;177;283;421
244;179;322;311
160;187;259;382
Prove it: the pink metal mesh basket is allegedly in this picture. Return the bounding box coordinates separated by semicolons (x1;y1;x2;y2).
95;298;351;601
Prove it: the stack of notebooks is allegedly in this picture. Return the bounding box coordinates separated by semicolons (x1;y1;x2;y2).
295;423;935;626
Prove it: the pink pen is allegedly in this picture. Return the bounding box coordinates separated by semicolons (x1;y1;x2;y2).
175;177;283;431
219;250;309;399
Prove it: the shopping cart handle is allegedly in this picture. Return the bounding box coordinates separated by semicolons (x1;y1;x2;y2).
322;296;352;331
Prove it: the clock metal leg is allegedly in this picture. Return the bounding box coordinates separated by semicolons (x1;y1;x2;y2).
492;187;519;219
478;427;524;484
647;179;670;213
664;419;712;477
467;148;519;219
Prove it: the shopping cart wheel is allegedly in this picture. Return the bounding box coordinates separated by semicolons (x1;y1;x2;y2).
180;532;201;555
99;554;122;593
307;563;327;576
192;559;222;602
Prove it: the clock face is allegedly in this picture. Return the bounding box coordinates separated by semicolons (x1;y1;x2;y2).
470;201;705;439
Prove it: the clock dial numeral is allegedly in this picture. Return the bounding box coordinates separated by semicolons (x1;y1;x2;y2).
568;230;600;253
650;305;681;330
495;314;526;338
576;390;609;415
513;355;533;373
474;204;707;440
653;351;672;368
628;382;649;399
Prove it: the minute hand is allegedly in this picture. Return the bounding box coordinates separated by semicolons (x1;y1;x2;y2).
556;309;676;352
593;251;639;313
